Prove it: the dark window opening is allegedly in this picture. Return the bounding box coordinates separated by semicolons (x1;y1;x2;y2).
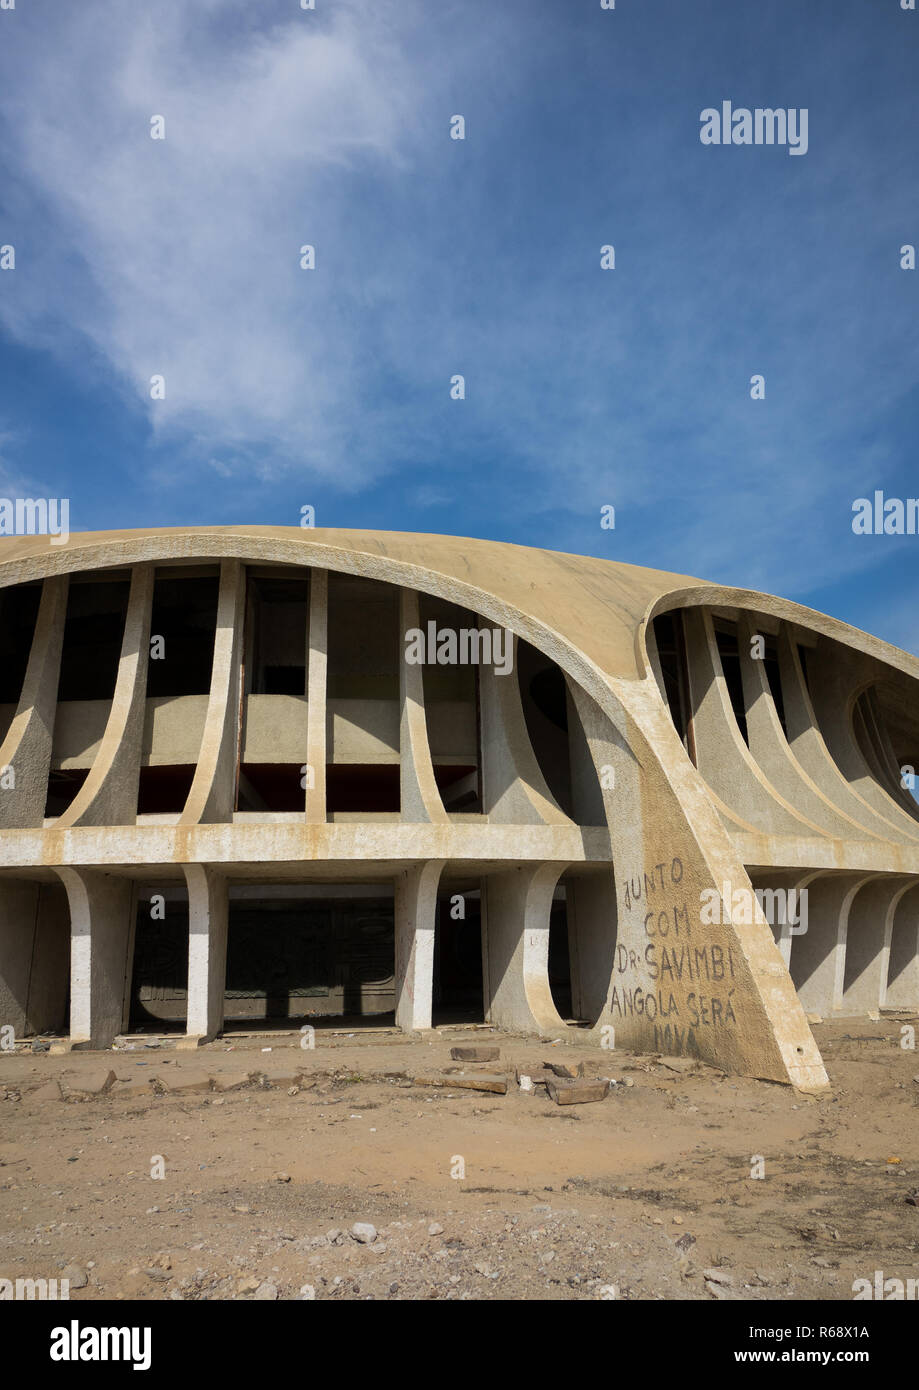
652;612;691;751
146;574;220;698
247;574;308;696
433;764;479;811
517;639;573;814
129;899;189;1030
547;896;572;1020
137;765;196;815
433;890;483;1024
762;644;787;736
45;768;89;818
0;584;41;704
237;763;304;813
326;764;400;813
714;623;748;746
57;581;130;702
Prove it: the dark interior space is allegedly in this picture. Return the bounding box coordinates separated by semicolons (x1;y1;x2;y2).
57;579;130;702
246;573;309;695
136;765;196;815
0;582;41;703
326;764;400;812
236;763;304;813
432;890;483;1024
145;572;220;698
44;767;89;818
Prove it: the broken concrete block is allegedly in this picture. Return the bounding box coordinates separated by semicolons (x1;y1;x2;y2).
518;1066;554;1087
659;1057;697;1074
110;1078;156;1099
426;1074;507;1094
214;1071;256;1091
543;1061;584;1079
69;1069;116;1096
27;1080;63;1103
157;1071;213;1095
450;1046;500;1063
546;1078;609;1105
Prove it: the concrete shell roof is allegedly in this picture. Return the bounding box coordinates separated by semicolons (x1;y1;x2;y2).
0;526;915;684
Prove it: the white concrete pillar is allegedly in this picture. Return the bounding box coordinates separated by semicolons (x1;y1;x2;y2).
305;568;328;823
184;864;229;1042
56;868;135;1049
482;862;569;1032
394;860;444;1032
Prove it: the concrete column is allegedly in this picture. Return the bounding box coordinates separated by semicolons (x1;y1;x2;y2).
482;862;569;1032
0;576;69;828
839;877;905;1015
55;868;135;1049
479;635;568;824
57;564;154;827
180;560;246;825
305;568;327;823
788;872;873;1015
566;871;617;1024
399;589;447;823
884;881;919;1009
184;864;229;1043
394;860;445;1032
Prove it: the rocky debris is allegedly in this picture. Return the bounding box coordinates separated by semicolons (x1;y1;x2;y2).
659;1058;697;1074
428;1222;444;1236
254;1281;278;1300
273;1171;292;1183
62;1263;88;1289
450;1046;500;1063
110;1078;155;1099
702;1267;735;1286
546;1078;609;1106
351;1223;378;1244
216;1072;256;1092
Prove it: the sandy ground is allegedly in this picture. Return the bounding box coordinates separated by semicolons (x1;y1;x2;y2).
1;1016;917;1302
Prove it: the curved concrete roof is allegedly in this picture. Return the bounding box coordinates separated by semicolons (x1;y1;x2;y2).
0;526;915;685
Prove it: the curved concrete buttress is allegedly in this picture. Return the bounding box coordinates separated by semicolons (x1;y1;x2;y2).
737;614;882;840
479;634;571;825
394;859;446;1031
56;565;154;828
839;875;912;1015
304;569;328;824
682;609;831;839
0;575;69;828
399;589;448;824
179;560;245;826
776;628;911;843
806;646;919;841
482;861;570;1033
882;880;919;1010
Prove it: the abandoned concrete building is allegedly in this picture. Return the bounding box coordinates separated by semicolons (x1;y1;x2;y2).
0;526;917;1092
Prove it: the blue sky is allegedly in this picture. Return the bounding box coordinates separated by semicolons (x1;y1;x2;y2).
0;0;917;650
